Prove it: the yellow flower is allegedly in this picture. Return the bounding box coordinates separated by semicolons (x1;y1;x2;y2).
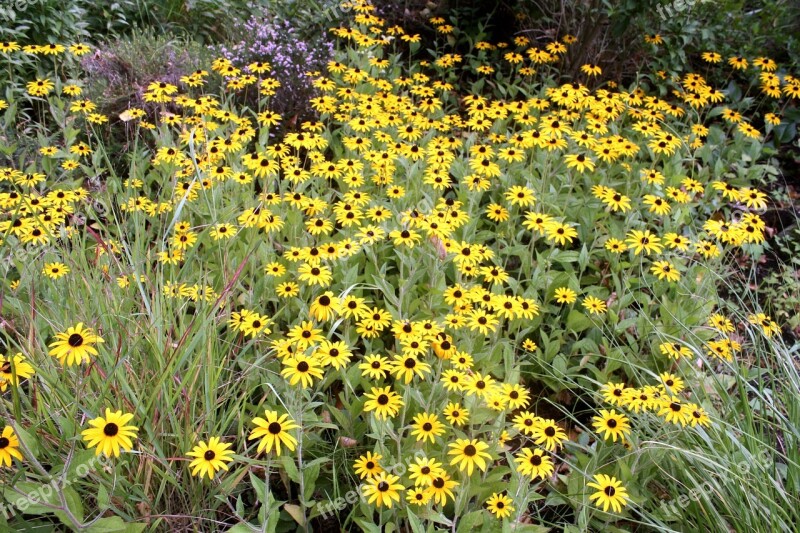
583;295;607;315
186;437;235;479
448;438;492;475
48;323;104;366
248;411;299;455
485;492;515;518
587;474;630;512
81;409;138;457
0;426;24;466
26;78;55;97
361;473;404;508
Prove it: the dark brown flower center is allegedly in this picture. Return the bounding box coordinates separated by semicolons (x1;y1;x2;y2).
268;422;282;434
103;423;119;437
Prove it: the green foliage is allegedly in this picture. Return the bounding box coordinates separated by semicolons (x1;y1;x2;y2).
79;0;254;43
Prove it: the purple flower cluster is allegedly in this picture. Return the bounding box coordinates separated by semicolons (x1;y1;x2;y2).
215;14;335;118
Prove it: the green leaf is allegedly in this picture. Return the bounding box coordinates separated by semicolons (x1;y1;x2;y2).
226;524;256;533
280;454;301;484
283;503;305;526
456;510;484;532
61;487;84;523
407;508;426;533
566;310;593;333
85;517;147;533
97;485;109;510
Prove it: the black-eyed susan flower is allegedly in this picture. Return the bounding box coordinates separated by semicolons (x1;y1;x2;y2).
287;321;324;349
581;63;602;76
248;411;299;455
186;437;235;480
49;323;104;366
358;354;390;380
276;281;300;298
448;438;491;475
410;412;445;443
209;223;236;240
505;185;536;207
425;473;458;505
363;386;404;419
582;295;607;315
592;409;631;442
659;341;692;360
309;292;341;322
687;404;711;427
0;426;23;466
81;409;138;457
353;451;383;479
502;383;530;409
26;78;55;97
532;419;568;451
650;260;680;282
544;221;578;246
281;354;324;388
587;474;629;513
408;456;445;487
601;382;628;406
297;263;333;287
406;487;432;505
0;353;35;391
443;402;469;426
514;447;554;480
486;492;515;518
625;229;663;255
361;472;404;508
659;372;685;393
315;340;352;370
553;287;577;304
657;396;692;426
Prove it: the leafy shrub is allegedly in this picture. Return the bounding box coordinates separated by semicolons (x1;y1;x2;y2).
215;10;334;120
80;29;212;117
